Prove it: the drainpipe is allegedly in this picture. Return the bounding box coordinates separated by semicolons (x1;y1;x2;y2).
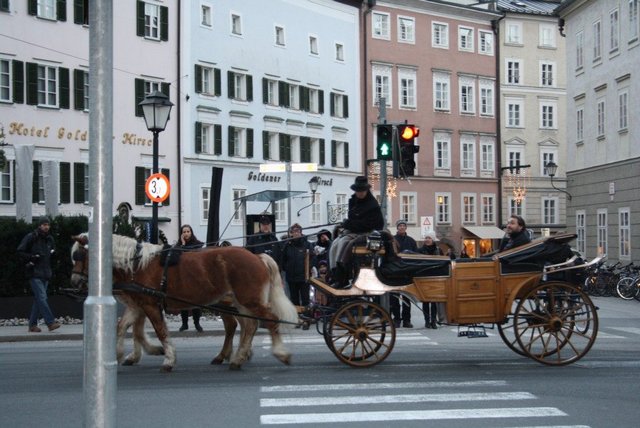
492;15;505;227
362;1;374;171
176;1;182;231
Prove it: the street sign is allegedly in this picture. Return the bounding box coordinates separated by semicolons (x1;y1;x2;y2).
145;173;170;203
421;215;434;238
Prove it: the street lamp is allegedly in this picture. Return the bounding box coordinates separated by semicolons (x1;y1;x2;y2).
545;161;572;200
139;91;173;244
297;176;319;216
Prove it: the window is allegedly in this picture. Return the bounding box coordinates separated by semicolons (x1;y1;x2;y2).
373;65;391;106
275;199;286;223
372;12;390;39
75;163;89;204
37;0;56;20
479;80;494;116
330;92;348;118
619;208;631;259
136;2;168;41
459;78;475;114
539;24;556;48
73;0;89;25
481;194;495;224
480;141;494;173
400;193;416;224
436;193;451;224
542;198;557;224
0;58;11;102
144;3;160;39
398;16;415;43
576;31;584;70
506;60;521;84
631;0;639;42
506;21;522;44
195;122;222;155
461;139;476;173
335;43;344;61
311;193;321;224
228;126;253;158
201;4;212;27
398;68;416;109
232;188;246;223
597;99;605;138
37;65;58;107
195;65;221;96
576;210;586;255
458;26;474;51
479;31;493;55
432;22;449;48
288;84;299;110
541;151;556;176
32;161;44;203
540;102;556;129
275;25;285;46
231;13;242;35
619;91;628;130
309;35;318;55
307;88;323;114
200;186;210;222
540;62;554;86
73;69;89;111
331;140;349;168
506;99;523;127
506;147;524;169
434;135;450;170
134;78;168;117
462;194;476;224
576;107;584;142
0;0;8;12
610;9;619;52
262;78;278;106
597;209;608;256
508;197;524;216
1;160;13;203
593;20;601;61
227;71;252;102
433;72;450;111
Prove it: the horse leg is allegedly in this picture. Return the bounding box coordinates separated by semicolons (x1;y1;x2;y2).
229;316;258;370
116;305;137;365
125;310;164;365
142;304;176;372
211;314;237;365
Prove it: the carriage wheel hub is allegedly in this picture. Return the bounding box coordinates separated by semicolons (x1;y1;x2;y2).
356;328;368;340
549;316;563;332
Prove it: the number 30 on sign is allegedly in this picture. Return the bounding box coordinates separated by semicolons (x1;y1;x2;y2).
145;173;171;203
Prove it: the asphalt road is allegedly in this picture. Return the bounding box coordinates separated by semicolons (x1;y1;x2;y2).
1;297;639;428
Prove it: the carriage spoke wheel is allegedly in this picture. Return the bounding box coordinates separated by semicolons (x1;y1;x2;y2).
514;281;598;366
326;300;395;367
497;299;527;357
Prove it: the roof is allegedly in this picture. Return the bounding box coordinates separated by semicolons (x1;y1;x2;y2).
463;226;506;240
496;0;560;15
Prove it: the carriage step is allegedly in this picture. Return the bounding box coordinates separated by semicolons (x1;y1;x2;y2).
457;325;488;338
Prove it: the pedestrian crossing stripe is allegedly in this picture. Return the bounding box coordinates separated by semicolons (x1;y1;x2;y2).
609;327;640;335
261;380;508;392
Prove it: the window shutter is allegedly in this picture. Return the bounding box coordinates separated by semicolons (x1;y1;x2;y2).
343;95;349;118
228;126;235;157
214;68;221;96
300;137;310;163
227;71;235;99
59;67;70;109
214;124;222;155
194;65;202;93
319;139;325;166
344;142;349;168
26;62;38;105
161;82;169;98
278;81;288;107
284;134;291;162
28;0;37;16
161;168;170;205
262;131;270;160
301;86;309;111
12;61;24;104
134;78;144;116
194;122;202;154
331;140;337;167
73;162;85;203
262;78;268;104
160;6;169;41
330;93;335;117
318;90;324;114
279;134;286;161
0;0;10;12
73;0;86;25
73;69;84;110
135;167;146;205
60;162;70;204
246;75;253;101
32;161;40;203
56;0;67;21
246;129;254;158
136;1;145;37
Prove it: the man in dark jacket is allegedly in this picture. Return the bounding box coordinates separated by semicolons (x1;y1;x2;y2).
499;215;531;251
17;216;60;333
391;219;417;328
418;232;443;329
328;176;384;288
281;223;313;306
246;215;280;264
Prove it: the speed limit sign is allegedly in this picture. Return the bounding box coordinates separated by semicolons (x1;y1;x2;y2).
145;173;171;203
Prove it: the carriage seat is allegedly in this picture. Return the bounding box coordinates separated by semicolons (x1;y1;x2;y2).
376;256;451;286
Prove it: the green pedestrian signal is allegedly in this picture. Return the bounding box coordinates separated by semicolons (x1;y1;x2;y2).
376;124;393;160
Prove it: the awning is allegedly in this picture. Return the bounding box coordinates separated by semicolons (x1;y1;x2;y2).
463;226;506;240
234;190;305;203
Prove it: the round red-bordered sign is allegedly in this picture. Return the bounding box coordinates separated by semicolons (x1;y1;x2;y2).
145;173;171;203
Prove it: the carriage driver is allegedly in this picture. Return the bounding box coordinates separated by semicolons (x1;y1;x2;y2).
246;215;281;264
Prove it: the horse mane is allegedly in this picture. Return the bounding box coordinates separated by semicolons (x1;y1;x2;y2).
71;232;88;263
112;234;163;273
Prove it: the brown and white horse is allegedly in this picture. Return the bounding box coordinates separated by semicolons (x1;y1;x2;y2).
71;234;298;371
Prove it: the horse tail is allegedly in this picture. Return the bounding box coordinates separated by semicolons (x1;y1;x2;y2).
259;254;299;327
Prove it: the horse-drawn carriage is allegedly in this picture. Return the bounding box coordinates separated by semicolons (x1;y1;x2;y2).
307;231;599;367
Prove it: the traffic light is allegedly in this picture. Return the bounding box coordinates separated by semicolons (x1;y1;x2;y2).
376;124;393;160
398;124;419;176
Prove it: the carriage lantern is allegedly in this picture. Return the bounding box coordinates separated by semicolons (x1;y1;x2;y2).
367;230;383;252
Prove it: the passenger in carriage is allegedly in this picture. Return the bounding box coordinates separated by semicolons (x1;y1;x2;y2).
418;232;443;329
499;215;531;252
177;224;205;332
391;219;418;328
328;176;384;289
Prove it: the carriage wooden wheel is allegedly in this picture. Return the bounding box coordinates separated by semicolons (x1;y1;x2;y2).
325;300;396;367
497;299;527;357
513;281;598;366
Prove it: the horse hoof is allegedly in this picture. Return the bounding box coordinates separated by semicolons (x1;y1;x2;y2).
160;365;173;372
279;355;292;366
229;363;242;371
210;357;224;365
122;359;135;366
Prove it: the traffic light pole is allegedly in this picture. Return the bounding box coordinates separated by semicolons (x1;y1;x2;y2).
377;98;388;226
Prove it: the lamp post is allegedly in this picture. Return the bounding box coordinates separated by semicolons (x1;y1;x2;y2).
545;161;572;200
139;91;173;244
297;176;319;216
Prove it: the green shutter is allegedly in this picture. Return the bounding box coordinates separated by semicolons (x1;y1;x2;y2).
318;90;324;114
161;168;170;205
194;65;202;93
330;93;335;117
246;129;254;158
0;0;10;12
214;124;222;155
160;6;169;41
73;69;84;110
246;75;253;101
279;134;285;161
136;1;145;37
73;0;86;25
161;82;169;98
26;62;38;105
214;68;221;96
135;167;146;205
344;142;349;168
134;78;144;117
28;0;37;16
301;137;311;162
278;81;287;107
73;162;85;203
228;126;235;157
331;140;337;167
262;78;268;104
59;67;70;109
12;61;24;104
343;95;349;118
262;131;270;160
319;139;325;166
32;161;40;203
194;122;202;154
300;86;308;111
56;0;67;21
227;71;234;99
60;162;70;204
284;134;291;162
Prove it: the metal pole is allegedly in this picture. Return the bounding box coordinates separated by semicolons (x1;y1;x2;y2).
85;0;117;426
378;98;388;226
286;162;291;227
151;131;159;244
